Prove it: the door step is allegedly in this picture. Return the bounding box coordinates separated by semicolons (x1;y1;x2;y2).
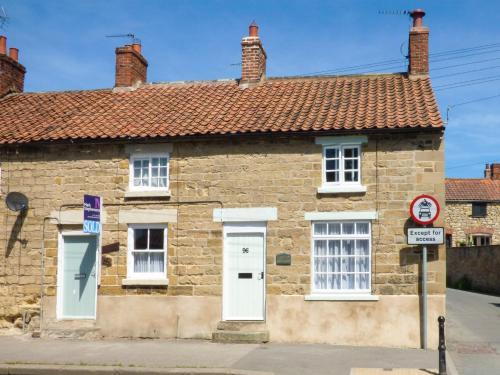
212;321;269;343
42;320;101;339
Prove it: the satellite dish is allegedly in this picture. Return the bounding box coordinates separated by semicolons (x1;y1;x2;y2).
5;192;29;212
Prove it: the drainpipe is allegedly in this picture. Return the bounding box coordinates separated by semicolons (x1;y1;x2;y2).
37;216;59;337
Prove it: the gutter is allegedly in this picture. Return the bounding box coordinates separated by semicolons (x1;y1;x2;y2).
0;126;445;149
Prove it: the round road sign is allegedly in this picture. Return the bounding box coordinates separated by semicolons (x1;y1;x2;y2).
410;194;440;225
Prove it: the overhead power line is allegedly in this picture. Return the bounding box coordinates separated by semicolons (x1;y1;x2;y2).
431;56;500;71
432;64;500;80
430;48;500;65
435;75;500;91
297;41;500;77
448;93;500;108
447;162;487;170
445;93;500;123
430;42;500;57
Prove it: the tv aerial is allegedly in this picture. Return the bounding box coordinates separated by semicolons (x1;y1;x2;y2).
5;192;29;212
0;6;8;30
105;33;141;44
378;10;410;15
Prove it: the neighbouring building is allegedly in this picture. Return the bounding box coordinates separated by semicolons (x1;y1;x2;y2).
0;10;445;348
446;163;500;247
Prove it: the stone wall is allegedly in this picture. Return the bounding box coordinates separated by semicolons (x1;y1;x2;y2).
447;245;500;295
445;202;500;245
0;132;445;343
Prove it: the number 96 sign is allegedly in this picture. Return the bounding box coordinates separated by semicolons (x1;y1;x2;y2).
410;194;440;225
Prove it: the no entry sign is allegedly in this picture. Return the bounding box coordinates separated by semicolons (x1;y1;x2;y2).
410;195;440;225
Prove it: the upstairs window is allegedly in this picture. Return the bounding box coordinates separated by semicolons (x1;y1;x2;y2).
324;145;360;184
316;136;367;194
471;202;487;217
129;154;169;191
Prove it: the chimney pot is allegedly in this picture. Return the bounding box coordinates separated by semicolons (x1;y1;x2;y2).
410;9;426;28
0;36;26;97
249;21;259;37
484;163;491;179
9;47;19;62
132;43;141;53
0;36;6;55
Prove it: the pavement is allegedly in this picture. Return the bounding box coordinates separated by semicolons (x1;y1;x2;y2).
446;287;500;375
7;289;500;374
0;335;440;375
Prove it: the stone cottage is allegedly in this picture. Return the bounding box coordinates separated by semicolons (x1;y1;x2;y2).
0;10;445;348
445;163;500;247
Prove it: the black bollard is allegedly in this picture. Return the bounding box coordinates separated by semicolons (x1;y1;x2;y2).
438;316;447;375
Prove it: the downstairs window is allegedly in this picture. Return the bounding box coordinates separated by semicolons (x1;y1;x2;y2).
312;221;371;293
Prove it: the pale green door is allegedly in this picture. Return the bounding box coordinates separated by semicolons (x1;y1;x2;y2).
62;235;97;318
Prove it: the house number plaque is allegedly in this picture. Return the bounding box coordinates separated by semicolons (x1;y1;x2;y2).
276;253;291;266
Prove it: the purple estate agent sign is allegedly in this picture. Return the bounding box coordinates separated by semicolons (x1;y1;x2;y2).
83;194;101;234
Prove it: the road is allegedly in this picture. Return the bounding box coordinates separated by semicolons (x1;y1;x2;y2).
446;288;500;375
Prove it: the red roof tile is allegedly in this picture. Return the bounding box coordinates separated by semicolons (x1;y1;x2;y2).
0;74;443;144
446;178;500;201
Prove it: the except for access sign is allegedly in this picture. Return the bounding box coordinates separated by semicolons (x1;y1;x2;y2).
407;227;444;245
410;194;440;225
83;194;101;234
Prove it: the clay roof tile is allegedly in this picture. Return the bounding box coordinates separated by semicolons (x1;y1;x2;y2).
0;74;443;144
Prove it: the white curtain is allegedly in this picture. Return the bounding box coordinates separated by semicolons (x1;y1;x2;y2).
356;239;369;255
150;253;164;273
356;274;369;290
134;252;164;273
133;252;148;273
356;222;369;234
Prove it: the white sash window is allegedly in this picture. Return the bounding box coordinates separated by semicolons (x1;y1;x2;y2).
315;136;367;194
129;154;169;191
127;224;167;280
312;221;371;293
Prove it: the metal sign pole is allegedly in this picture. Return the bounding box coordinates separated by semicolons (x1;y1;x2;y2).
409;195;441;351
422;243;428;350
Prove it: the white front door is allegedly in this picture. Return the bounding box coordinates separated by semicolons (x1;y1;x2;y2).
223;224;265;321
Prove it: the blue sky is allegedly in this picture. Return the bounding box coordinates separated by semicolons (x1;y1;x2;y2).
2;0;499;178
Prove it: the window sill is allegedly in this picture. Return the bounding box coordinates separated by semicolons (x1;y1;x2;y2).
305;294;379;301
124;190;171;198
121;278;169;286
317;185;367;194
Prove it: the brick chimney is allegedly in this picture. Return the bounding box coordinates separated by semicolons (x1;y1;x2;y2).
0;35;26;97
240;21;266;85
115;43;148;87
490;163;500;180
408;9;429;77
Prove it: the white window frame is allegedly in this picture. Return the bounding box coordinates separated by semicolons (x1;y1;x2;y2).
315;136;367;194
322;144;361;186
127;224;168;280
310;220;372;295
470;234;491;246
129;153;170;192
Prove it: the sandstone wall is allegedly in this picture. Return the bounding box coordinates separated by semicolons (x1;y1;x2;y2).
447;245;500;295
445;202;500;245
0;132;445;333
